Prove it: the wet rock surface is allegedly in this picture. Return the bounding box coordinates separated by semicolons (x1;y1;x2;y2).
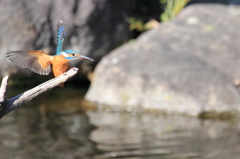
86;4;240;116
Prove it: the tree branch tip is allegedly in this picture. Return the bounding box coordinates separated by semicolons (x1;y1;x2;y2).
0;68;82;118
2;75;9;81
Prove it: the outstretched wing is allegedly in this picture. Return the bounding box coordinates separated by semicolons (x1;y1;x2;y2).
6;50;53;75
56;20;66;55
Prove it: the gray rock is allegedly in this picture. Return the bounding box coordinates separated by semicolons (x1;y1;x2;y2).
0;0;132;76
86;4;240;116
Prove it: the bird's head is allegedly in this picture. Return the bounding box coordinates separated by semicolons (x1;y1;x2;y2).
61;50;94;61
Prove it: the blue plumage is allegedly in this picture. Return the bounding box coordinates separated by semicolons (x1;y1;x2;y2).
64;57;77;60
55;21;93;61
55;21;81;57
56;21;65;55
57;22;65;42
64;50;78;54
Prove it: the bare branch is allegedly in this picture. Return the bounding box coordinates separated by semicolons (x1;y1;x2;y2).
0;68;79;119
0;75;8;103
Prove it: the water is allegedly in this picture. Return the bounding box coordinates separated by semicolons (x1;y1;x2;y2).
90;112;240;159
0;88;240;159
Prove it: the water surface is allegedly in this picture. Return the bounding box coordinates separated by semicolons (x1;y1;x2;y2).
0;88;240;159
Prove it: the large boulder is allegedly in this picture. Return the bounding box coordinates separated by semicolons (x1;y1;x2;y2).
0;0;133;76
85;4;240;116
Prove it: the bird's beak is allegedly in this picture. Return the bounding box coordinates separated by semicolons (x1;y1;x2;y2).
78;55;94;61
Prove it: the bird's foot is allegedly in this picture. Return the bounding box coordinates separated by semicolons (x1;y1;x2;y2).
71;67;76;70
70;67;79;71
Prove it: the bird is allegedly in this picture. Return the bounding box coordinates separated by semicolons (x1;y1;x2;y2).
6;21;93;88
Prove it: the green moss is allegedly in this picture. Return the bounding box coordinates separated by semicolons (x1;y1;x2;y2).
198;111;238;121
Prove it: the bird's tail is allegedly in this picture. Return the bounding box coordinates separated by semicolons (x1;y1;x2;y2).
56;20;66;55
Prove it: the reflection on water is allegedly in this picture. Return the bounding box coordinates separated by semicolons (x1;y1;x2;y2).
0;88;98;159
89;111;240;159
1;88;240;159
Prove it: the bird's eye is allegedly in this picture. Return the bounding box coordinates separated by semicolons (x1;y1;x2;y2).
72;54;75;56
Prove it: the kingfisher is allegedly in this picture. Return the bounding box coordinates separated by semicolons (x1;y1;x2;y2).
6;21;93;87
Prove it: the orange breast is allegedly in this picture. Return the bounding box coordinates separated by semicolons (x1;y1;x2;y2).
51;55;70;77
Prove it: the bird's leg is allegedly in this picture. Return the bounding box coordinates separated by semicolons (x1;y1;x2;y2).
70;67;78;71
